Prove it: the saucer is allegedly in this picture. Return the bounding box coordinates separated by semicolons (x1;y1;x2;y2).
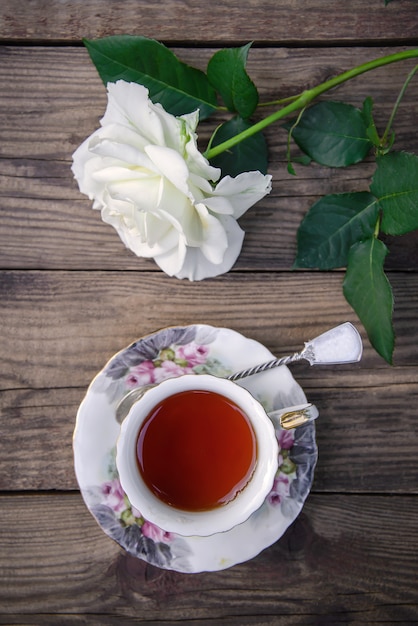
73;325;318;573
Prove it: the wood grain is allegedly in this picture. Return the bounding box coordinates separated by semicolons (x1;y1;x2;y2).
0;46;417;271
1;270;418;392
1;380;417;494
1;46;417;157
0;0;417;622
0;0;417;44
0;492;417;623
0;270;417;496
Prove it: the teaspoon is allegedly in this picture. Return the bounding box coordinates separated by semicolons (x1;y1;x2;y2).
115;322;362;426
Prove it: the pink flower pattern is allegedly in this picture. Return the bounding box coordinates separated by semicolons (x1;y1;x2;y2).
123;340;210;390
175;342;209;366
101;478;127;513
153;359;193;383
267;474;290;506
142;521;173;542
101;339;215;547
126;361;156;388
277;429;294;450
266;429;297;507
100;479;174;545
91;327;317;571
107;336;299;540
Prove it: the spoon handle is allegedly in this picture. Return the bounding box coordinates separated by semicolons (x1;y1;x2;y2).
227;322;362;382
227;352;302;381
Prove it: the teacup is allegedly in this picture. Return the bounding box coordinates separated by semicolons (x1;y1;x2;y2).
116;374;315;537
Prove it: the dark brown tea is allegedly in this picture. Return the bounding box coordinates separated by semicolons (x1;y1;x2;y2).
136;389;257;512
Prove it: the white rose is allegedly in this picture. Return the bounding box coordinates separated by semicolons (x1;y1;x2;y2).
72;80;272;280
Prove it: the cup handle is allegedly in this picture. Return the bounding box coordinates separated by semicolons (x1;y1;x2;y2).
267;403;319;430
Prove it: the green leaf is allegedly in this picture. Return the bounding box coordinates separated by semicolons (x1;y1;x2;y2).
287;101;373;167
293;155;312;166
287;162;297;176
294;192;379;269
209;117;268;177
207;43;259;119
286;106;308;176
83;35;217;119
370;151;418;235
343;238;394;364
362;97;381;147
380;131;396;155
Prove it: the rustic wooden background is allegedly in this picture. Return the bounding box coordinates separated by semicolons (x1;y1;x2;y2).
0;0;417;623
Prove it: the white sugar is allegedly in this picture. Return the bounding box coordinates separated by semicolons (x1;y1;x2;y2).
305;322;363;364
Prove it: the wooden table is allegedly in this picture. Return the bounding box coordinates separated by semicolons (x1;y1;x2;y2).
1;1;417;623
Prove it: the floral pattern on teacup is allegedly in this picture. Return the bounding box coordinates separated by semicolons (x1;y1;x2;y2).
99;326;230;404
88;450;189;570
78;325;316;572
89;427;297;571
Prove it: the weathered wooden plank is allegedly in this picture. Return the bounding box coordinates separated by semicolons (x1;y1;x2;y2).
1;184;418;272
0;3;416;623
0;177;418;271
2;181;417;271
1;46;417;271
0;387;81;491
0;270;417;494
0;493;417;623
0;0;417;44
1;379;417;494
1;270;417;391
1;45;417;157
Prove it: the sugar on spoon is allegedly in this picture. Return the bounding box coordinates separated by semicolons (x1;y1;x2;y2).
115;322;363;428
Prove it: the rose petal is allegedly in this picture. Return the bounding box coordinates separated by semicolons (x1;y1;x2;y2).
157;182;202;245
103;82;166;146
145;145;190;197
156;214;244;280
101;202;179;258
210;171;272;218
194;203;228;264
107;177;162;213
91;123;153;157
201;195;235;215
152;231;188;276
72;80;270;282
89;135;154;170
184;137;221;183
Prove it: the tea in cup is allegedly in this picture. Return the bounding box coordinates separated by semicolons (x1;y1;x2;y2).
116;374;280;536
